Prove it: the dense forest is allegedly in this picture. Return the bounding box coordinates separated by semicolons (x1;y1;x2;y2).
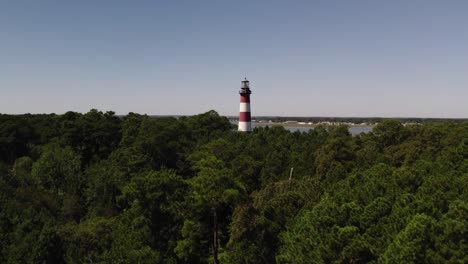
0;109;466;263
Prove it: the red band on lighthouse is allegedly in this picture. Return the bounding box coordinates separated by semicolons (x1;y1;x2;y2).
240;96;250;103
239;112;251;121
238;78;252;132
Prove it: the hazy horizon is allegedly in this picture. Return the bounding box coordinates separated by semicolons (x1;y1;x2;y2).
1;1;467;118
3;110;468;120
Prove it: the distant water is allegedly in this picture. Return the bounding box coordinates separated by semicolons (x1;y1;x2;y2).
252;123;373;135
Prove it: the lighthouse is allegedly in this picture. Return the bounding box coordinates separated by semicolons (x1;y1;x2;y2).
238;78;252;132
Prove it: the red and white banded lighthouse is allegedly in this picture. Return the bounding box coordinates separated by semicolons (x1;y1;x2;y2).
238;78;252;132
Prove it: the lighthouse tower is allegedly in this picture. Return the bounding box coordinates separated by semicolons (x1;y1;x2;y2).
238;78;252;132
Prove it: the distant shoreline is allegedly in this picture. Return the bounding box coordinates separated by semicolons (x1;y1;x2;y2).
252;122;374;128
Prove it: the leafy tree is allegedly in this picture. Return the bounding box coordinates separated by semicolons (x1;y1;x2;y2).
227;180;320;263
104;202;160;263
31;144;82;195
58;217;114;263
373;119;406;148
380;214;436;263
177;154;245;263
12;156;35;186
118;169;188;262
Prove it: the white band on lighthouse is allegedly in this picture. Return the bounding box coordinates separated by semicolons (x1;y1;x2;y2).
239;102;251;112
238;121;252;132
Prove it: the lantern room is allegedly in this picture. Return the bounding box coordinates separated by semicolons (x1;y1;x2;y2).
239;78;252;95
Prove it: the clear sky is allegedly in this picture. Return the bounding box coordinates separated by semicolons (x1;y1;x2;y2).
1;0;467;117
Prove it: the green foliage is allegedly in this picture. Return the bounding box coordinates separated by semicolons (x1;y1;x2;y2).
0;111;466;263
226;180;321;263
380;214;436;263
178;152;245;263
103;202;160;263
119;170;188;262
60;109;122;165
31;144;82;194
12;156;35;186
373;119;407;147
58;217;115;263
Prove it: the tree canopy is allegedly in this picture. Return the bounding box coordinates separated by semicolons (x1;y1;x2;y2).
0;111;466;263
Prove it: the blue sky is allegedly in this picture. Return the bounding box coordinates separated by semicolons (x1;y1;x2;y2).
1;0;467;117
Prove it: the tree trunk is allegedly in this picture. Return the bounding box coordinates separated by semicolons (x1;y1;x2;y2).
212;206;219;264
